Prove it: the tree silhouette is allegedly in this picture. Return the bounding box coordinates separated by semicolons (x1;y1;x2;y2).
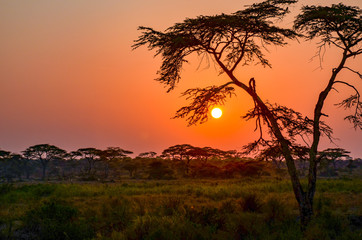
134;0;361;228
162;144;195;174
161;144;194;161
137;151;157;158
76;148;102;176
22;144;66;181
21;151;35;180
319;148;351;175
100;147;133;179
187;146;228;163
0;150;12;181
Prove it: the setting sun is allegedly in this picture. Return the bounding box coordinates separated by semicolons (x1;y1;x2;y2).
211;107;222;119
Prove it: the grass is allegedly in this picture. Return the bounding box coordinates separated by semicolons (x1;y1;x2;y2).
0;178;361;239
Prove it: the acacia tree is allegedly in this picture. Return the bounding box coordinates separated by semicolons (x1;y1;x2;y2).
162;144;195;174
161;144;194;161
137;151;157;158
76;148;102;176
22;144;67;181
187;146;228;163
134;0;361;228
320;147;351;174
100;147;133;178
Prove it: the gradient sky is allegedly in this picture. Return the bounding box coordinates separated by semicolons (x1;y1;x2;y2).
1;0;361;157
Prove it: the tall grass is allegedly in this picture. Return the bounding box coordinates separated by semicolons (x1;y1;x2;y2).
0;178;361;239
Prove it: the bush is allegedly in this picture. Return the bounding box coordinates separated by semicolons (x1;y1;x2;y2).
98;197;133;234
0;183;14;195
190;163;224;178
184;205;225;229
22;201;94;240
128;215;212;240
240;193;262;212
263;196;287;222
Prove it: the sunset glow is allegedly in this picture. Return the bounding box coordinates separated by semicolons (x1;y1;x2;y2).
211;108;223;119
0;0;361;157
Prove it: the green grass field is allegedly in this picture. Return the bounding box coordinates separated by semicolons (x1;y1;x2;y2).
0;178;361;239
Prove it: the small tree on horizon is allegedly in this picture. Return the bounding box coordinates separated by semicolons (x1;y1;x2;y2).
137;151;157;158
76;148;102;177
100;147;133;179
134;0;361;229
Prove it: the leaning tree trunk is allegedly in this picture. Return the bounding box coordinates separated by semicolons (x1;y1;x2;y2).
254;93;313;230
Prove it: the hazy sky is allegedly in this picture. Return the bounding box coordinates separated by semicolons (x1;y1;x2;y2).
1;0;361;157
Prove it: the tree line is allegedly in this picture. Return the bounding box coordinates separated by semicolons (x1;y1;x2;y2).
0;143;358;182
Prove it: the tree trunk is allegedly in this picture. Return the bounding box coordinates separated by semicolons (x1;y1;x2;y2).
104;163;109;179
41;160;48;181
299;196;313;231
41;164;46;181
25;166;30;179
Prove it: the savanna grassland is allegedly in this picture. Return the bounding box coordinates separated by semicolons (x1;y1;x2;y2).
1;178;361;240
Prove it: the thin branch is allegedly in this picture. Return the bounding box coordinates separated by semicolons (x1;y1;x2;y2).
334;80;360;97
343;67;362;79
230;32;249;72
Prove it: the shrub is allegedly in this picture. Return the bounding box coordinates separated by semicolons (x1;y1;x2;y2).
98;197;133;235
190;163;224;178
128;215;211;240
184;205;225;229
240;193;262;212
158;196;183;216
263;196;287;222
22;201;94;240
0;183;14;195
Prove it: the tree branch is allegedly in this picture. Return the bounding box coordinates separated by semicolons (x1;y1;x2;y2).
343;67;362;79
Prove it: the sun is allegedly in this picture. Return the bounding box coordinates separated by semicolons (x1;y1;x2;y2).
211;107;223;119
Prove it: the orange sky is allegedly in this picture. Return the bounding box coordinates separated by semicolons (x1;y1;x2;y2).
1;0;361;157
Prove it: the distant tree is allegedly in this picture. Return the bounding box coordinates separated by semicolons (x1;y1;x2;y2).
187;146;227;163
256;144;309;173
21;151;35;180
222;150;243;160
102;147;133;159
134;0;361;228
162;144;197;174
187;147;212;164
67;151;83;161
76;148;102;176
100;147;133;179
291;145;310;175
256;144;284;169
137;151;157;158
58;151;84;180
122;158;140;178
0;150;12;181
0;150;11;159
319;148;351;176
8;154;24;181
22;144;66;181
161;144;194;160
